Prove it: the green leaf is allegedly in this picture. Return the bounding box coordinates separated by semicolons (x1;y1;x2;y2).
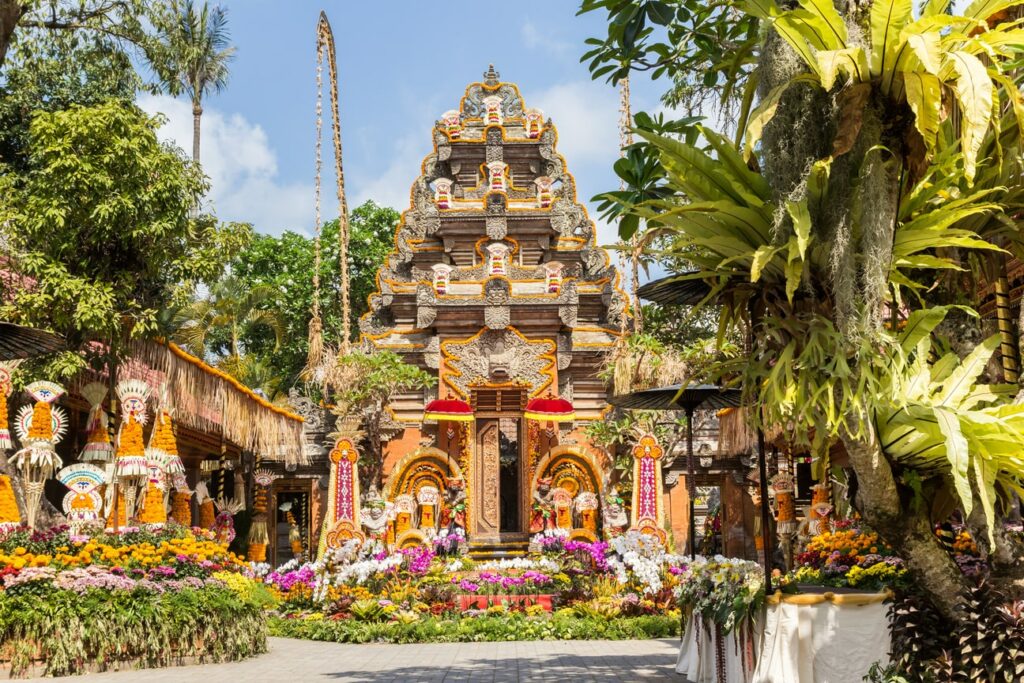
870;0;914;78
743;74;818;160
817;48;869;90
904;71;942;150
935;334;1000;407
945;50;995;183
933;406;972;517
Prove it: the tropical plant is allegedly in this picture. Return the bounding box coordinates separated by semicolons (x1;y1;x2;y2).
0;100;248;379
149;0;234;163
230;201;399;393
173;274;283;375
585;0;1024;620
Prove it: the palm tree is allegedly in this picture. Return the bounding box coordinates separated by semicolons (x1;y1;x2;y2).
173;276;283;375
151;1;235;163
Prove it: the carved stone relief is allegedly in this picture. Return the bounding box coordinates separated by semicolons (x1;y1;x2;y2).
443;329;555;399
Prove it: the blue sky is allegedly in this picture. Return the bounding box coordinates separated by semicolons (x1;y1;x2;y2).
139;1;669;250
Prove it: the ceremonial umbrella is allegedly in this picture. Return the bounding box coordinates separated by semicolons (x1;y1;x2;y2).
423;398;474;422
524;395;575;422
611;384;741;559
0;322;65;360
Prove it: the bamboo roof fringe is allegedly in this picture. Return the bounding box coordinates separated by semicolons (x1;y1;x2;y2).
717;406;757;456
125;339;306;467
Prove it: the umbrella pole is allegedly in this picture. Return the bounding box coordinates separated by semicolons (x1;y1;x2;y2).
757;428;773;594
686;406;696;559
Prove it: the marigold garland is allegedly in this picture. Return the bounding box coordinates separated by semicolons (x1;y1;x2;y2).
199;499;216;530
150;412;178;455
247;542;267;562
27;401;53;441
0;475;20;526
171;491;193;526
138;481;167;525
105;490;127;529
0;391;10;450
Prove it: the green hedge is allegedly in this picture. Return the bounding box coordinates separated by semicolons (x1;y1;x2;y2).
270;613;680;644
0;587;267;678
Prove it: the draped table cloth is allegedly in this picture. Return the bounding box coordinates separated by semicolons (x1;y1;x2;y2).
677;591;890;683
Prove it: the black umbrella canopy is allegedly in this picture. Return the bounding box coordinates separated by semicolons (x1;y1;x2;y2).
636;272;713;307
0;322;66;360
609;384;742;412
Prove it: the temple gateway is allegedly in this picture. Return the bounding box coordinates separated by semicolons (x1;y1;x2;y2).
347;67;631;557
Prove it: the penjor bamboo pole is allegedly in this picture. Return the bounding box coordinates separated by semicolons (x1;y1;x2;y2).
994;261;1019;382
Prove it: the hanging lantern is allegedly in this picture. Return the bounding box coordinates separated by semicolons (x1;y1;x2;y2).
80;382;113;462
423;398;474;422
12;381;68;528
524;394;575;422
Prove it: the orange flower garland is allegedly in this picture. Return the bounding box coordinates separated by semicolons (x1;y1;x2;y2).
27;401;52;441
105;490;127;529
85;415;111;449
0;391;9;449
247;543;267;562
150;414;178;455
0;475;20;526
138;481;167;525
199;499;216;529
116;415;145;463
171;491;192;526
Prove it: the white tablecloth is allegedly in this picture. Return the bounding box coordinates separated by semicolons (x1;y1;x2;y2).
676;613;759;683
752;597;889;683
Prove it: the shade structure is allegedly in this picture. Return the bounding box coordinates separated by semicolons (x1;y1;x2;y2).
609;384;741;412
524;395;575;422
423;398;474;422
637;272;713;307
0;322;65;360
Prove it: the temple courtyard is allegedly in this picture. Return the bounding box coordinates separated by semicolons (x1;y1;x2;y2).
23;638;680;682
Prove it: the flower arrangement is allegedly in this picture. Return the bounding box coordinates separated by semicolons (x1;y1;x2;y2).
674;555;764;633
785;525;908;591
0;476;19;529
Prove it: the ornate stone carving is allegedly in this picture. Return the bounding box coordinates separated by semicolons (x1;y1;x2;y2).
443;329;555;399
485;215;507;240
484;277;511;304
556;334;573;370
484;305;510;330
423;337;440;370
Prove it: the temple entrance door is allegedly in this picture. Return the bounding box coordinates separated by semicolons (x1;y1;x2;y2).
498;417;521;532
472;388;529;543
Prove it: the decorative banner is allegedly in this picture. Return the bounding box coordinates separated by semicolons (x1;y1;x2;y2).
318;438;364;557
630;434;666;544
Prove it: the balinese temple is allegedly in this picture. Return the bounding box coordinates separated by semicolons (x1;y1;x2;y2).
352;67;630;556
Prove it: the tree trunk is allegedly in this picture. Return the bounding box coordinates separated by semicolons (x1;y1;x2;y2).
192;102;202;163
841;429;969;620
0;0;22;70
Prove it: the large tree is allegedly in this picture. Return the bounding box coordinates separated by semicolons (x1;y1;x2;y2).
0;100;250;378
583;0;1024;621
229;200;399;393
0;0;156;72
148;0;234;164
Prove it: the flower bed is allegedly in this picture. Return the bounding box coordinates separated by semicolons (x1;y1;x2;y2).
0;524;269;678
270;612;680;644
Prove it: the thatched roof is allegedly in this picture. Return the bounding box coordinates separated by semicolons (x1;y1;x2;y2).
122;339;306;467
0;322;65;359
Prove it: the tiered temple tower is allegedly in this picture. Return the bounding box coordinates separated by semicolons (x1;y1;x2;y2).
360;67;629;554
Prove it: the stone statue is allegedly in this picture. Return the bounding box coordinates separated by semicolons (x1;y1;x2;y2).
441;477;467;531
529;478;555;533
602;486;628;536
361;488;388;537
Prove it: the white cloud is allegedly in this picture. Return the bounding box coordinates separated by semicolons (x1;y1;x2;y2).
138;94;314;235
521;21;571;56
349;132;426;213
530;80;621;247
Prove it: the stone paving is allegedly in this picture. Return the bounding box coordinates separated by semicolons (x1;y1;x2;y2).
27;637;681;682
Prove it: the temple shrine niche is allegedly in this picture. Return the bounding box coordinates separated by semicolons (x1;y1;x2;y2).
359;66;630;557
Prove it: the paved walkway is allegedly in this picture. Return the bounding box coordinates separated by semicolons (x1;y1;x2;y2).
29;637;682;682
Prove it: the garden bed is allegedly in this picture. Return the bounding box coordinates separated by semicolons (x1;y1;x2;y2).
0;524;271;678
269;612;679;644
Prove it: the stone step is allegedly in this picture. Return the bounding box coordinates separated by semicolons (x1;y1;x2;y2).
467;540;530;560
